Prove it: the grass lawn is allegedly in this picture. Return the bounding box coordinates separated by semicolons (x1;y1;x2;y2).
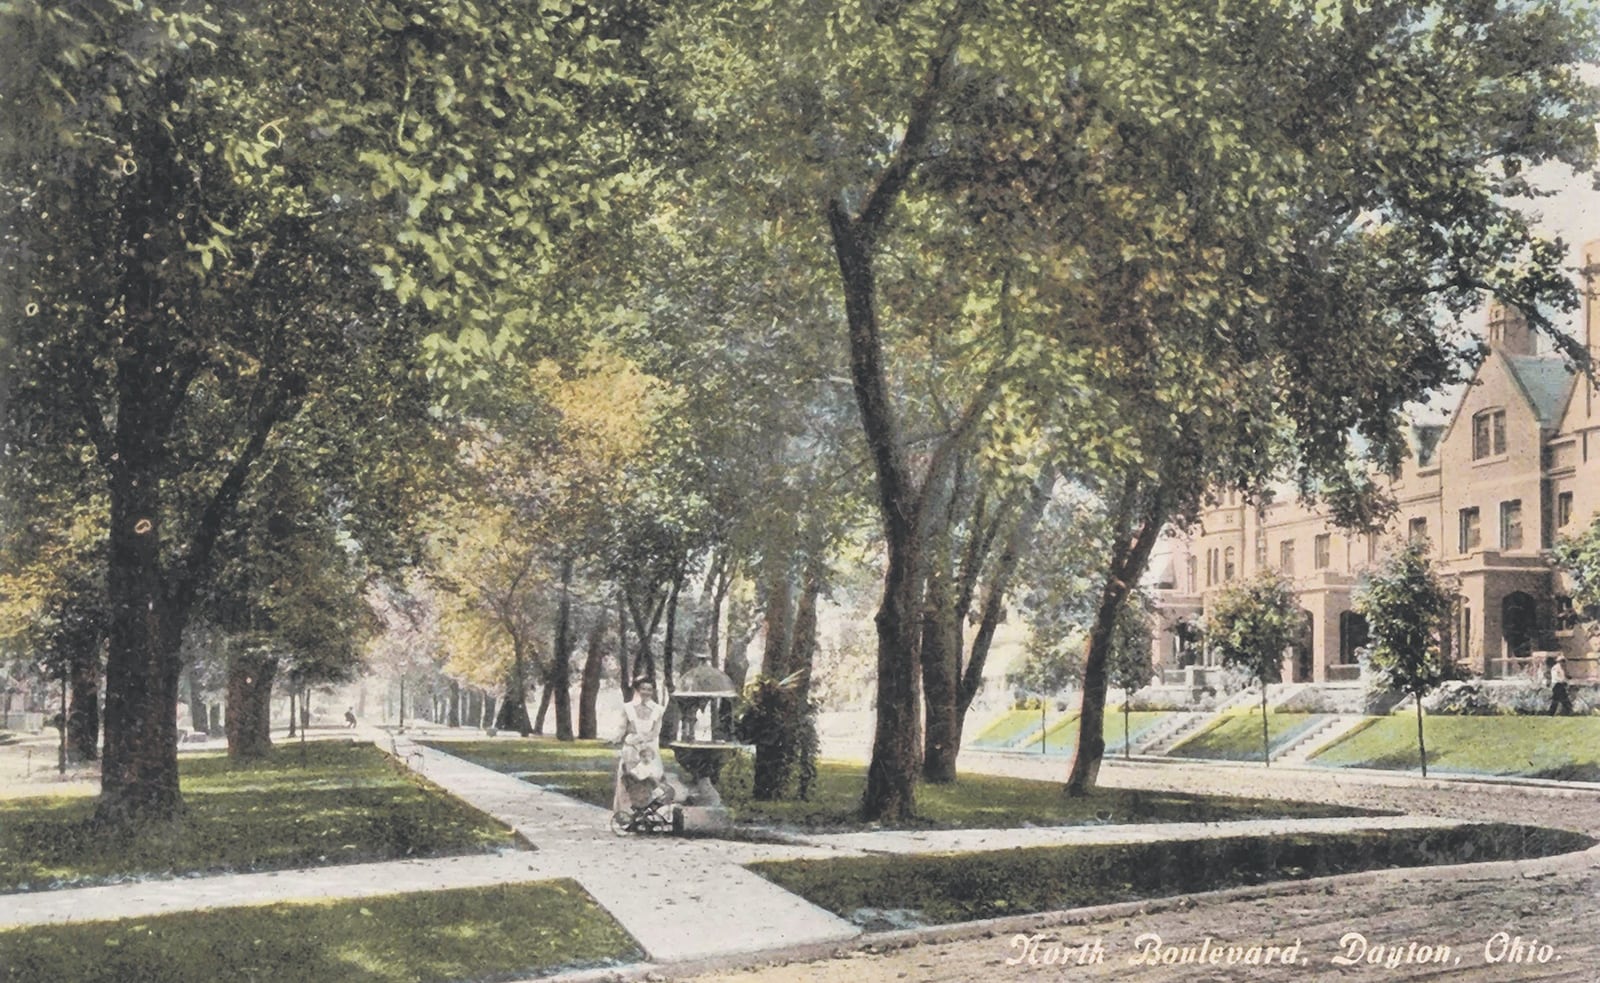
1012;711;1080;753
726;759;1363;830
1011;711;1171;757
1170;710;1328;762
419;737;621;804
1310;714;1600;779
432;739;1369;832
0;742;514;892
750;823;1593;927
0;880;641;983
431;738;1367;831
968;709;1045;748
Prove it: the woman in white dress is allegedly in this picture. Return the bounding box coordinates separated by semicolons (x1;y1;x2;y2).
613;677;666;815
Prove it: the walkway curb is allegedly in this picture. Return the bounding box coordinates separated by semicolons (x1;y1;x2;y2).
525;840;1600;982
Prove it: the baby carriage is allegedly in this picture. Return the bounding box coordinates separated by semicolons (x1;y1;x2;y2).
610;776;683;835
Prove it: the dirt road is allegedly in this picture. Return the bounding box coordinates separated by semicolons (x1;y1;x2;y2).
677;757;1600;983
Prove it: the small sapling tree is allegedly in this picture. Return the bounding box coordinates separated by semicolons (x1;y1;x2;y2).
1206;572;1299;766
1355;541;1460;777
1108;597;1155;760
1554;515;1600;640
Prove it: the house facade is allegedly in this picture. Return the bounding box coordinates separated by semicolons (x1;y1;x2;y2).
1148;241;1600;684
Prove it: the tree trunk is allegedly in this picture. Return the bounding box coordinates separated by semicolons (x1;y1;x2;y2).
69;645;101;762
662;564;682;695
287;687;297;738
552;556;575;741
919;575;963;783
761;552;794;680
1416;696;1427;778
447;680;460;727
1260;685;1270;767
578;619;605;739
97;448;185;826
726;629;752;689
1065;479;1167;796
706;553;733;670
482;694;496;730
617;594;632;699
532;682;553;734
751;563;814;801
829;201;927;822
225;649;277;760
184;666;207;736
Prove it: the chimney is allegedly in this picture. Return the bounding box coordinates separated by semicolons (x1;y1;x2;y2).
1485;300;1535;356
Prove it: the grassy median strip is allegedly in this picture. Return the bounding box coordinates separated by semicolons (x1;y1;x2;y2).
1309;714;1600;779
0;742;515;892
431;738;1368;830
0;879;641;983
749;823;1594;927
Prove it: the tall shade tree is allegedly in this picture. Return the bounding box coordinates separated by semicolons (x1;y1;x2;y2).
651;0;1597;817
0;0;651;825
1355;540;1460;778
1205;571;1298;767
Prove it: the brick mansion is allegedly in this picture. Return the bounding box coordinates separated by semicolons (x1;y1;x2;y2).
1147;240;1600;685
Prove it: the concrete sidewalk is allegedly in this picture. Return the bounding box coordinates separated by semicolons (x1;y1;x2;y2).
389;733;861;963
0;734;1499;971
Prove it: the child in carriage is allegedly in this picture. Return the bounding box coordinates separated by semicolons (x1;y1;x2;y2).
612;677;673;826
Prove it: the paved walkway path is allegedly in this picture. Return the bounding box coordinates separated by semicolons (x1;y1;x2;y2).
0;732;1519;975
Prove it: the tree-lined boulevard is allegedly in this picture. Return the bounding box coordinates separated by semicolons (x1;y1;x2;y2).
5;0;1600;979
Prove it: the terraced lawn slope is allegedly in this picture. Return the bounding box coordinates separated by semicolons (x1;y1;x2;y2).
1310;715;1600;779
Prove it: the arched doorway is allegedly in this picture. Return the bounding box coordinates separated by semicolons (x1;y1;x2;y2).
1339;611;1369;664
1501;592;1536;662
1290;610;1314;682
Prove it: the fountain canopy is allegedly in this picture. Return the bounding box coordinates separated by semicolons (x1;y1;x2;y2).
671;658;739;745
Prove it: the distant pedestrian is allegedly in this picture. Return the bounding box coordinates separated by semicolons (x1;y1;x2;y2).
344;707;357;728
1548;657;1573;716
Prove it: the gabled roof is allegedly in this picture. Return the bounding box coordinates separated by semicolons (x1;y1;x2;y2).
1504;355;1577;427
1439;351;1576;448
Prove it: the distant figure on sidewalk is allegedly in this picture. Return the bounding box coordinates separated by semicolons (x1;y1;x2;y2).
1547;657;1573;716
344;708;358;728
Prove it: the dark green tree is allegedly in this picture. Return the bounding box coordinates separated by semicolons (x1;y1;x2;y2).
1206;571;1299;766
1355;540;1460;778
1;0;651;824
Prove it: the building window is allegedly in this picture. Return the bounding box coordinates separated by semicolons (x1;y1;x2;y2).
1408;517;1428;542
1314;534;1331;570
1279;539;1295;574
1185;556;1197;594
1459;507;1481;553
1254;527;1268;569
1559;491;1574;528
1472;409;1506;460
1500;500;1523;550
1223;547;1236;582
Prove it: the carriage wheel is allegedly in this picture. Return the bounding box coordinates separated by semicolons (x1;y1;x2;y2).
610;811;632;836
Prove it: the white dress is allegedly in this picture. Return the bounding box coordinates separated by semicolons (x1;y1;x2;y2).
613;697;665;812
